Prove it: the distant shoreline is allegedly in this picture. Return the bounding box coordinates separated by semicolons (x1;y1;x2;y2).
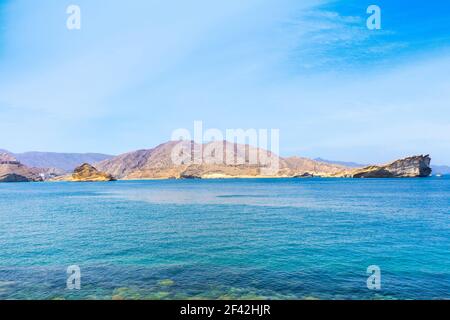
42;175;443;183
0;145;434;182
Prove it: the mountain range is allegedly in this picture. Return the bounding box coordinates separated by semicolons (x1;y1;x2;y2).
0;150;113;172
314;158;367;168
0;141;443;181
94;141;351;179
94;141;432;179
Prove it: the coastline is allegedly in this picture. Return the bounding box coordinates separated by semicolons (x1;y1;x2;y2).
0;150;435;183
41;175;442;183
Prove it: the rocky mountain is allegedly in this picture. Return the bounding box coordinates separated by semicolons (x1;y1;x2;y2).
0;153;43;182
0;153;18;163
351;155;432;178
95;141;431;179
96;141;265;179
95;141;330;179
53;163;116;182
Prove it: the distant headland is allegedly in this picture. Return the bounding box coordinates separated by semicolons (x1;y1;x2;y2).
0;141;436;183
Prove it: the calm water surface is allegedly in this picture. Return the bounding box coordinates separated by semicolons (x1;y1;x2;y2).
0;178;449;300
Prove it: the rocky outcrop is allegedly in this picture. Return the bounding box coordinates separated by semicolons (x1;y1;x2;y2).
53;163;116;182
0;173;32;183
69;163;116;182
179;165;203;179
351;155;432;178
0;153;43;182
293;172;315;178
0;152;20;165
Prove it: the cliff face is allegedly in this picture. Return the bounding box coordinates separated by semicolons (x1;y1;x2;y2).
351;155;432;178
0;153;43;182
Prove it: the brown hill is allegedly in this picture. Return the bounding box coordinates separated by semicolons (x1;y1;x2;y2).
95;141;351;179
71;163;116;182
0;153;43;182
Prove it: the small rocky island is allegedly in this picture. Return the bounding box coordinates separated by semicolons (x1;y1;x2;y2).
49;163;116;182
63;163;116;182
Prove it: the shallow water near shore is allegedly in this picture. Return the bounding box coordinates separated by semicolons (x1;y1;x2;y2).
0;178;449;300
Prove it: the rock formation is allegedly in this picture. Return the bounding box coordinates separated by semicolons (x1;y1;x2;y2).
351;155;432;178
68;163;116;182
293;172;315;178
51;163;116;182
0;153;43;182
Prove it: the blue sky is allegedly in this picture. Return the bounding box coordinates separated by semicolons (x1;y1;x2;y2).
0;0;449;164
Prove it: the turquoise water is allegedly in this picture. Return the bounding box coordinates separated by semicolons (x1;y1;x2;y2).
0;178;449;300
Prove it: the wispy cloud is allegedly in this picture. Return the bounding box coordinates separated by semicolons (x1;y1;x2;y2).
281;8;409;71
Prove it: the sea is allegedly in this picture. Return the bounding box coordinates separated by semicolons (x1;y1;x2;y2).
0;177;449;300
